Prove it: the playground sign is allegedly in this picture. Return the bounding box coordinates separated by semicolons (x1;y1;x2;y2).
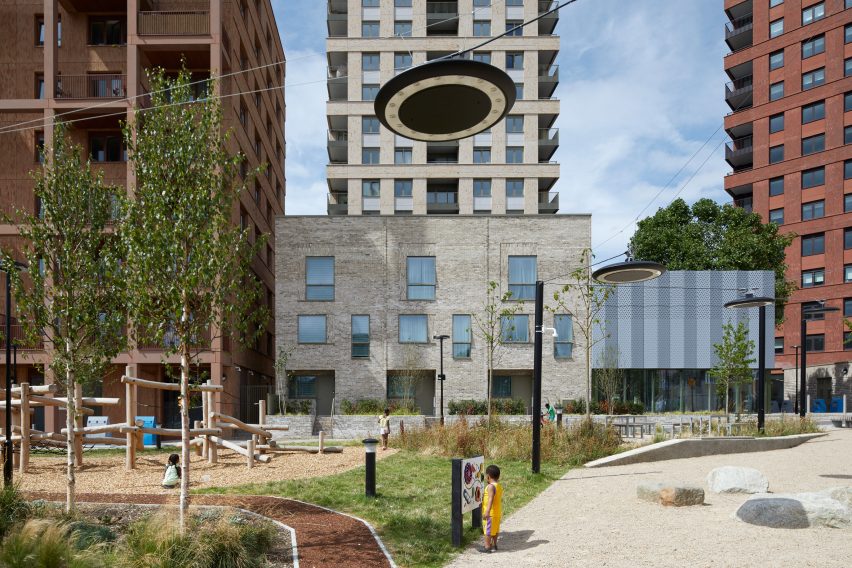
86;416;109;439
451;456;483;546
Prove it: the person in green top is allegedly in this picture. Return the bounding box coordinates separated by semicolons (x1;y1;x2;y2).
543;403;556;424
162;453;181;489
378;408;391;450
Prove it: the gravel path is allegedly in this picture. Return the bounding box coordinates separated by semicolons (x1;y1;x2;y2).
446;429;852;568
19;447;397;494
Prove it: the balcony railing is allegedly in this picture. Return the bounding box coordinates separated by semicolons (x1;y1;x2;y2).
539;0;559;12
55;74;126;99
327;65;348;79
725;75;753;111
725;14;753;39
137;327;212;351
328;129;349;143
539;128;559;143
138;10;209;36
0;323;44;351
328;192;348;215
427;2;458;15
539;64;559;80
725;135;753;169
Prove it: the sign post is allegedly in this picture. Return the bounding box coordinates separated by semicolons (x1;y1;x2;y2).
451;456;484;547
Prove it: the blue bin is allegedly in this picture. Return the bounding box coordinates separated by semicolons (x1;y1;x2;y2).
137;416;156;446
830;396;843;413
811;399;827;413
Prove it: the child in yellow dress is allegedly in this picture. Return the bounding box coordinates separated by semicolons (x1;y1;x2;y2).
481;464;502;553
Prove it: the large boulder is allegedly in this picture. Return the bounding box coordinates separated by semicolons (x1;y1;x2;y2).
637;482;705;507
736;487;852;529
707;466;769;494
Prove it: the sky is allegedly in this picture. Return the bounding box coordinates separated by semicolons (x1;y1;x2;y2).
270;0;730;262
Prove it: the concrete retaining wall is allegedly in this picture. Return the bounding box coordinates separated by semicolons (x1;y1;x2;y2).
265;415;315;440
584;433;827;468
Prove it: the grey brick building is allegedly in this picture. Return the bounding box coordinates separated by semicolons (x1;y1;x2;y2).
275;215;590;415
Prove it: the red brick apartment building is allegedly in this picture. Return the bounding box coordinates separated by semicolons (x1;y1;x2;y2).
0;0;285;432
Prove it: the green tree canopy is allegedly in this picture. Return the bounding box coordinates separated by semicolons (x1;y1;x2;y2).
628;198;794;323
710;321;755;415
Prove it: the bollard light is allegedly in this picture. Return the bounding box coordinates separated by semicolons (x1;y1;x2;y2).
555;404;563;429
363;437;378;497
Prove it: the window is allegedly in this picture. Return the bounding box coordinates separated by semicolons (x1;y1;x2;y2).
802;268;825;287
395;0;412;5
802;200;824;220
514;83;523;99
35;131;45;163
802;233;825;256
492;376;512;398
394;148;412;164
770;0;783;6
846;58;852;78
769;49;784;70
89;134;125;162
473;147;491;164
845;298;852;317
352;315;370;358
453;315;472;358
362;148;380;164
769;208;784;224
802;36;824;58
362;179;380;197
387;376;415;399
363;0;379;6
474;0;490;5
289;376;316;398
35;15;44;46
473;20;491;36
505;21;523;35
298;315;327;343
362;84;379;101
769;18;783;38
846;24;852;43
393;21;412;37
394;52;412;71
473;179;492;197
506;52;523;69
89;17;125;45
506;179;524;197
305;257;334;300
399;315;428;343
802;3;824;25
847;161;852;180
769;113;784;133
846;92;852;112
501;315;529;343
802;101;825;123
846;332;852;351
554;314;574;358
769;176;784;196
473;52;491;64
362;21;379;37
362;116;380;134
802;167;825;188
802;301;826;321
506;147;523;164
362;53;380;71
846;126;852;144
845;228;852;251
805;334;825;353
802;134;825;155
407;257;436;300
802;68;825;90
847;265;852;282
395;179;412;197
846;193;852;213
506;115;524;133
35;74;44;99
769;145;784;164
508;256;536;300
775;337;784;354
770;81;784;101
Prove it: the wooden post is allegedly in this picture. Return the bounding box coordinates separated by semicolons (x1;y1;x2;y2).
193;421;203;456
201;387;209;458
806;395;811;415
208;408;218;464
74;383;84;466
18;383;29;473
247;435;255;469
258;400;267;456
125;375;136;470
319;430;325;454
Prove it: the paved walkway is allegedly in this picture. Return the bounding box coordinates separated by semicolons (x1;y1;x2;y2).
447;429;852;568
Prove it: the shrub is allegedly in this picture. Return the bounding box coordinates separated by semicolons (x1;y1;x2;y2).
339;398;420;415
0;518;112;568
0;485;31;539
562;399;644;415
282;399;312;415
447;399;527;415
447;399;487;415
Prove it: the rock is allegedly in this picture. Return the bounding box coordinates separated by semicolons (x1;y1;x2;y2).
707;466;769;494
637;482;705;507
736;487;852;529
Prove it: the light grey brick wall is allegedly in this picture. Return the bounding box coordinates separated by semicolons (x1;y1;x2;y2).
275;215;591;414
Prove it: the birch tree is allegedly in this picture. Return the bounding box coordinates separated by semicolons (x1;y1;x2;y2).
710;321;755;416
121;68;267;531
4;123;126;512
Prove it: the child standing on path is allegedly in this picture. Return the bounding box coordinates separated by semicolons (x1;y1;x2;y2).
378;408;391;450
162;453;181;489
481;464;503;553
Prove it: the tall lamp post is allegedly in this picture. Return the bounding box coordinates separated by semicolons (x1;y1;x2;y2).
724;292;774;432
531;257;665;474
792;345;800;414
3;260;26;488
800;303;838;417
433;334;449;425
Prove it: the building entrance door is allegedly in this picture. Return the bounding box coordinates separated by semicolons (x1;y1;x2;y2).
815;377;832;412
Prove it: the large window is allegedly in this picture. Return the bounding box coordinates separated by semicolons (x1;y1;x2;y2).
89;17;125;45
769;208;784;224
846;193;852;213
847;24;852;44
473;52;491;64
846;126;852;144
506;147;523;163
845;332;852;351
802;200;824;220
769;18;784;38
802;3;824;25
802;167;824;188
393;21;412;37
802;268;825;287
801;233;825;256
770;81;784;101
473;20;490;36
506;179;524;197
492;376;512;398
845;228;852;250
473;147;491;164
362;147;380;164
362;84;379;101
554;314;574;359
508;256;537;300
289;376;316;398
802;35;825;58
362;53;380;71
802;101;825;123
399;314;428;343
506;52;523;69
394;148;412;164
362;21;379;37
805;334;825;353
394;52;412;71
769;49;784;70
298;315;327;343
363;116;380;134
769;176;784;196
387;376;415;399
846;92;852;112
769;113;784;133
453;314;472;358
845;298;852;317
395;179;412;197
407;256;436;300
351;315;370;358
846;161;852;180
775;337;784;354
35;15;44;46
89;134;125;162
305;256;334;300
769;145;784;164
847;58;852;77
506;116;524;133
501;315;529;343
473;179;492;197
846;265;852;283
363;179;380;197
802;68;825;90
802;134;825;155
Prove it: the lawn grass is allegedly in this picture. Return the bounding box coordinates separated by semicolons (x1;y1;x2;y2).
196;450;569;568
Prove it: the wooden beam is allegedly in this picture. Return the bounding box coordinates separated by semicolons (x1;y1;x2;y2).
120;375;224;392
138;426;222;437
18;383;30;473
256;444;343;454
0;384;57;396
208;435;271;463
54;397;121;406
218;423;290;431
211;412;271;439
125;374;136;471
82;436;126;445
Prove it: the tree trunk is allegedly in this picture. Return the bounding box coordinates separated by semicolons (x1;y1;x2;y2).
487;348;493;419
585;323;592;422
65;341;76;513
179;306;191;532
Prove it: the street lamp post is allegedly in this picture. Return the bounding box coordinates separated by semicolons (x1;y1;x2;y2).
792;345;800;414
3;261;26;488
800;303;839;418
433;334;449;425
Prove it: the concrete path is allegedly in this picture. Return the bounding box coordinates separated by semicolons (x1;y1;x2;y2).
446;429;852;568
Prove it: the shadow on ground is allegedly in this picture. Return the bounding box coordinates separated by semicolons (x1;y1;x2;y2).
498;530;548;551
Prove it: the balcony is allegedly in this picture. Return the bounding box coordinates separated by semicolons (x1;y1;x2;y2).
327;64;348;101
138;327;212;351
138;10;209;36
426;2;458;36
327;0;347;38
725;75;753;111
734;194;753;213
427;190;459;214
538;64;559;99
538;128;559;161
725;135;753;170
55;74;126;99
0;322;44;351
725;14;753;53
538;191;558;214
327;129;348;164
538;1;559;35
327;192;348;216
